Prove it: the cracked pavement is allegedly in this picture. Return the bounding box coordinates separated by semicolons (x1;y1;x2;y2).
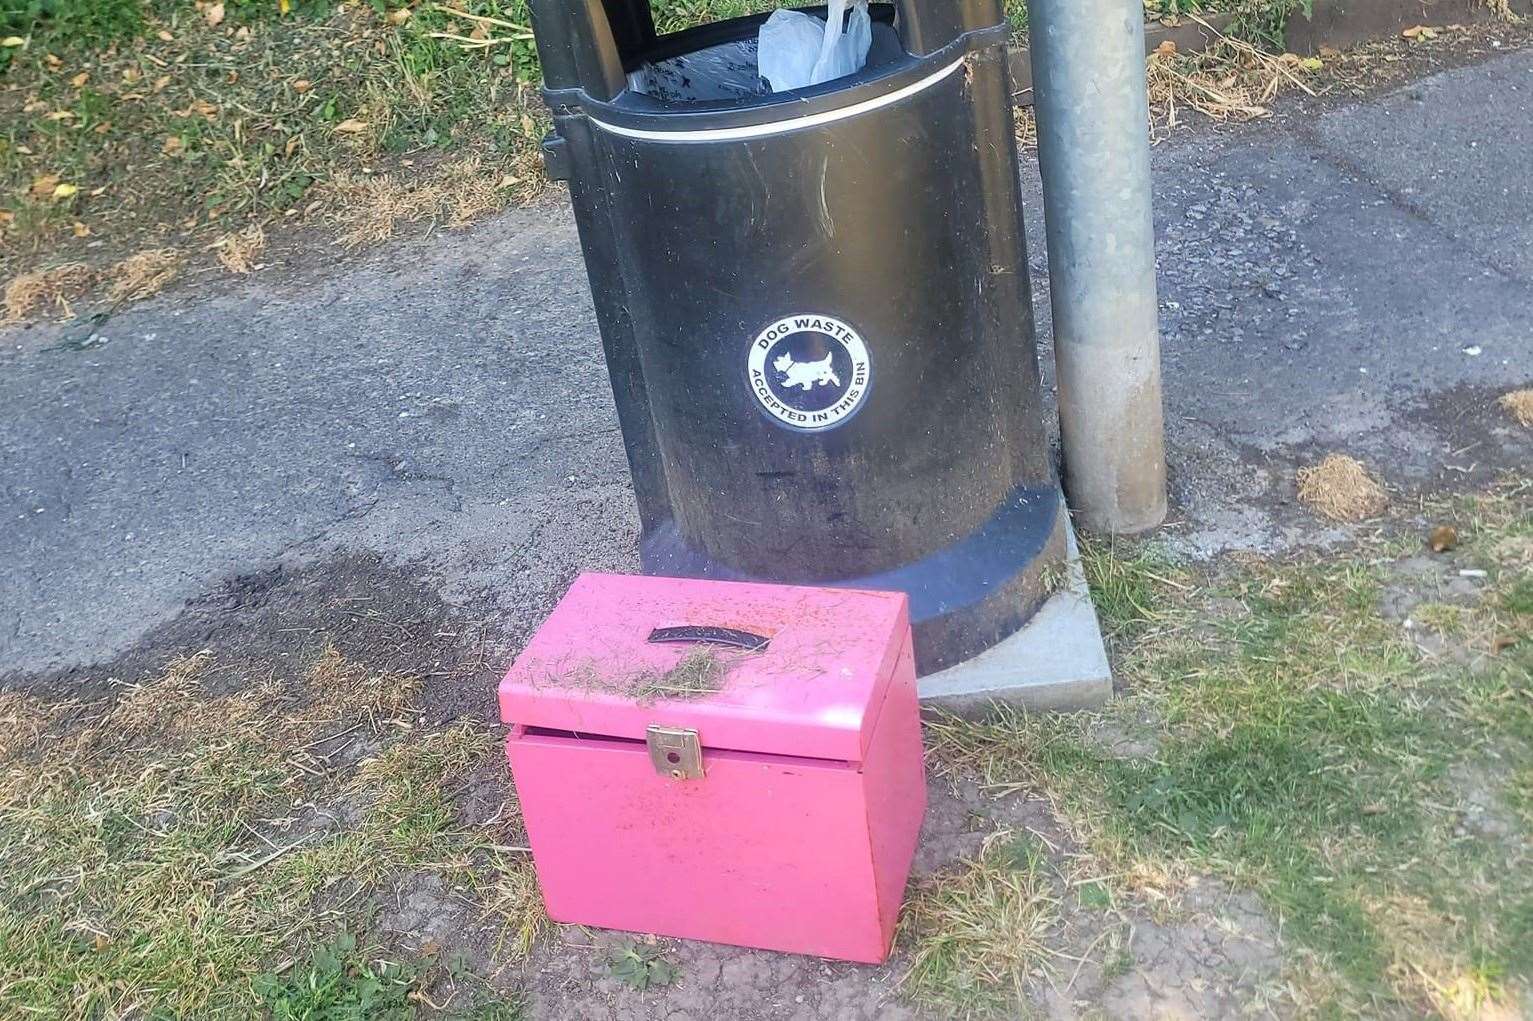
3;44;1532;678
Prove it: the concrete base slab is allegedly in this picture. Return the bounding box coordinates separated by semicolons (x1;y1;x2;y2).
918;515;1113;712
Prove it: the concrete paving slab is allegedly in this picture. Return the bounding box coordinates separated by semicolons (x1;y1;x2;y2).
919;510;1112;712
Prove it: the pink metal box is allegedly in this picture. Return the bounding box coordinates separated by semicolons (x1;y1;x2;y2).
498;572;927;964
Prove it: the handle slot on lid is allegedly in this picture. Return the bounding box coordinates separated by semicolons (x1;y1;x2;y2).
647;625;771;651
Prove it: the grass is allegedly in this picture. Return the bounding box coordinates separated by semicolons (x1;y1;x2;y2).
918;479;1533;1016
254;930;418;1019
630;647;733;702
5;0;1477;329
0;645;535;1019
2;0;548;285
900;831;1061;1018
535;645;751;705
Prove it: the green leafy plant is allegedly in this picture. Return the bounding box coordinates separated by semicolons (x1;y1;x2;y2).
1229;0;1316;49
606;940;679;991
252;932;418;1020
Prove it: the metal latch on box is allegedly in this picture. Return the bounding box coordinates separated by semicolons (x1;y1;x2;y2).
646;725;704;780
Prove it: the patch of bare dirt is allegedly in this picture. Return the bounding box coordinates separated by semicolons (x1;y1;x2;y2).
1064;883;1283;1020
0;552;503;728
1083;710;1165;761
1446;761;1520;841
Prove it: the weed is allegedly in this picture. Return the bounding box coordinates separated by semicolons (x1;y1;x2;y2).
607;939;679;991
1037;558;1070;598
1415;601;1474;635
1004;0;1028;33
1230;0;1315;51
461;1001;528;1021
1099;939;1135;982
1504;576;1533;616
253;931;416;1020
1075;880;1113;910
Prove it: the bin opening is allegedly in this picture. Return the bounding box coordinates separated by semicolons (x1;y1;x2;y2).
626;5;903;104
628;37;767;103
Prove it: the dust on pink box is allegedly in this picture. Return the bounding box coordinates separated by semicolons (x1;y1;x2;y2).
498;572;928;964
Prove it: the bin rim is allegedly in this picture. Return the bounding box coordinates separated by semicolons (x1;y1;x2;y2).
546;22;1007;140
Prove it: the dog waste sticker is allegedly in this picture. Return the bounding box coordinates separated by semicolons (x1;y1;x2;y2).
748;314;872;432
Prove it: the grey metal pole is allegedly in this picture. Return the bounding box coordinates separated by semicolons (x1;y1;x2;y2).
1029;0;1168;535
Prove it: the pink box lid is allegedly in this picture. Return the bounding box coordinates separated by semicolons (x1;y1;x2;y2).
498;573;911;763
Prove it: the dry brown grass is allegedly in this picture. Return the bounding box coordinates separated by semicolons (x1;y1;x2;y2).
1;646;421;791
630;647;731;703
105;248;183;304
324;154;537;249
1013;107;1037;148
1011;18;1320;149
3;248;186;323
1296;453;1388;521
1499;389;1533;427
1365;893;1526;1020
1147;24;1319;130
2;262;96;322
214;224;268;275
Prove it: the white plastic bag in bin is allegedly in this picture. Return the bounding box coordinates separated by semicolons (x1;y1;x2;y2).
758;0;872;93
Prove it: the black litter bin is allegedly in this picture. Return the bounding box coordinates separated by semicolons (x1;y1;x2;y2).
530;0;1066;674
